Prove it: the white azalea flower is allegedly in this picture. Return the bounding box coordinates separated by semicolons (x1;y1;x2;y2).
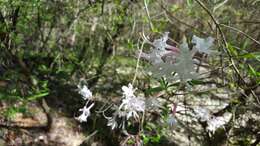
119;96;145;120
78;85;92;100
119;84;145;120
194;107;211;122
107;117;118;130
76;103;95;123
122;83;135;97
141;32;180;65
207;116;226;133
152;32;169;51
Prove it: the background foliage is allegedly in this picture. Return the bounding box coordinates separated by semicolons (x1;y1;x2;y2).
0;0;260;145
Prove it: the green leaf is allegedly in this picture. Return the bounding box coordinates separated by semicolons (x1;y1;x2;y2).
150;134;161;143
187;0;194;7
227;43;238;57
127;139;135;144
142;135;150;144
188;79;205;86
146;86;164;94
170;5;181;12
239;52;260;62
27;91;49;101
248;65;260;77
4;106;27;119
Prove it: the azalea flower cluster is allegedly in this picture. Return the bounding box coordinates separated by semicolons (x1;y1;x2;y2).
75;85;94;123
140;32;180;65
75;83;146;131
105;84;146;130
77;84;93;100
140;32;215;82
119;83;146;120
140;32;199;81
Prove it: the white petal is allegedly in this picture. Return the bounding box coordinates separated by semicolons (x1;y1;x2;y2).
78;85;93;100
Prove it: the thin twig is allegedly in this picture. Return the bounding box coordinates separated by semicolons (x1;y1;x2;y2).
132;34;145;85
219;23;260;46
143;0;154;30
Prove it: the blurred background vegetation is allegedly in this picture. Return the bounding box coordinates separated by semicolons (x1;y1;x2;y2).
0;0;259;146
